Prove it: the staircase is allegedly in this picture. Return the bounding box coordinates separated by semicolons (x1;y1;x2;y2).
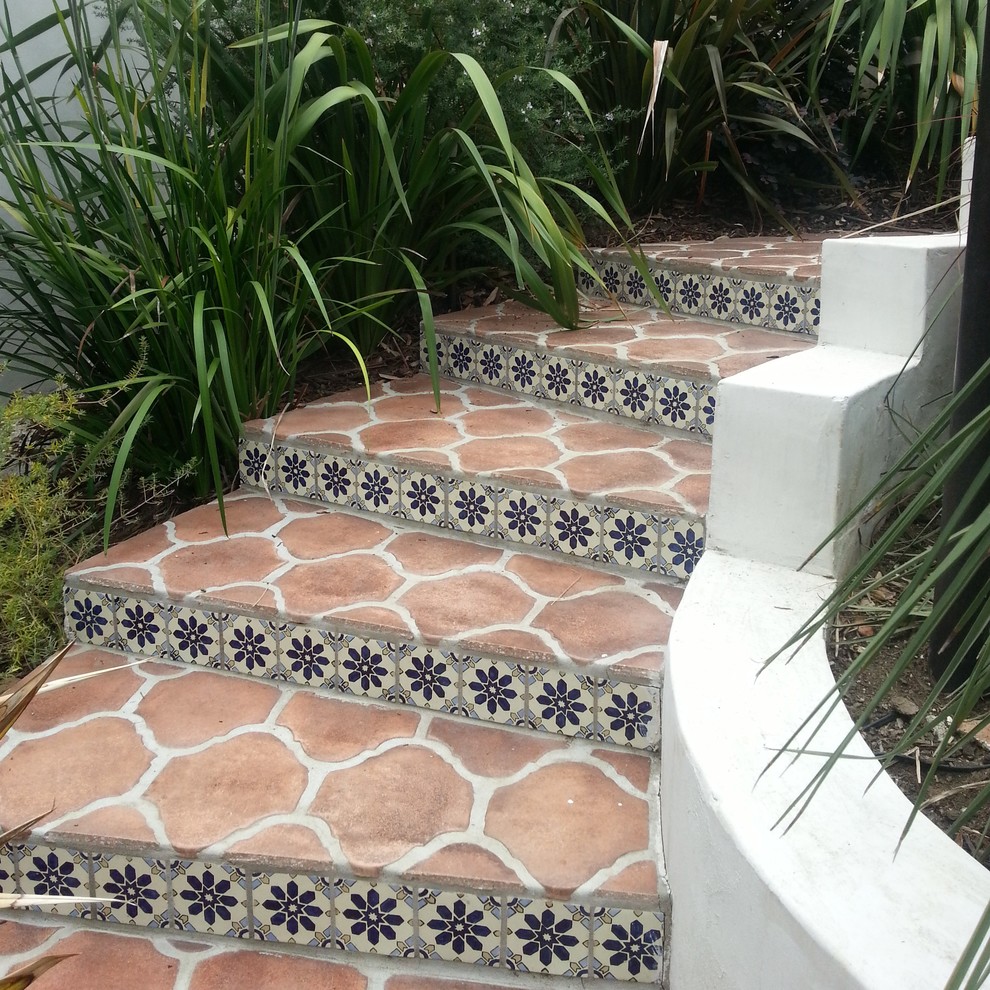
0;237;822;987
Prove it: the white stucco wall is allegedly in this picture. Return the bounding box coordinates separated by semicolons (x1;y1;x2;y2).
663;232;979;990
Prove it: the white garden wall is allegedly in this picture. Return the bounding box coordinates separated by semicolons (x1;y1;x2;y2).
663;232;989;990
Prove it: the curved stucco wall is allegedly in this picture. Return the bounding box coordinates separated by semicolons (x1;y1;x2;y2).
663;551;990;990
662;232;984;988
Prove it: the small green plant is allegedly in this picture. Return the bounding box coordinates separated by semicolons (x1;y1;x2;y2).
0;390;95;680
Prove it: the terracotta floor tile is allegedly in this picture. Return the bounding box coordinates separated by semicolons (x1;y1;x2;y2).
485;763;649;897
191;953;367;990
505;555;623;597
534;592;670;664
387;531;503;574
226;823;334;869
404;842;523;892
311;746;473;875
147;733;308;854
60;805;158;846
456;436;561;472
15;652;143;733
427;718;566;777
598;860;661;902
136;671;280;748
17;928;180;990
278;513;391;559
399;573;535;640
277;556;404;618
170;498;287;543
360;418;464;454
159;538;283;595
278;695;421;763
459;406;556;438
0;718;152;823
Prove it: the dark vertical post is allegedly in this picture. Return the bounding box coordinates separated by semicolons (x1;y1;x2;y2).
928;13;990;687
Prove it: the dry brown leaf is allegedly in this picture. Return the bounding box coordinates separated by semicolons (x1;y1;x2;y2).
0;954;75;989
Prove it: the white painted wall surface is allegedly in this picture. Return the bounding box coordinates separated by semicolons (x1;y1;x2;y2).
663;551;990;990
708;234;963;577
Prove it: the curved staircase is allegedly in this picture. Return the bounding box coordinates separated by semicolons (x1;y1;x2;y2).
0;237;821;988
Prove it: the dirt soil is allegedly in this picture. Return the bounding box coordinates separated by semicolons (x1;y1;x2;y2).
829;508;990;872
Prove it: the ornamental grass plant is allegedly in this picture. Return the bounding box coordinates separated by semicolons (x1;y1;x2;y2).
0;0;630;542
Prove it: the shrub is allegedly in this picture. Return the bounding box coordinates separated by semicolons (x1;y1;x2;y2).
0;0;629;540
0;390;94;680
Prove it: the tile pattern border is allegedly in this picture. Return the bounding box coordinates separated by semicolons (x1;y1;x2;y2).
0;843;664;982
424;333;716;438
582;250;821;335
62;585;661;751
239;438;706;582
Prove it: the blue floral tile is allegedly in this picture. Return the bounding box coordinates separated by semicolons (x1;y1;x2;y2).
705;278;736;320
91;854;170;927
399;471;446;523
239;439;275;491
222;615;279;676
315;454;356;506
354;464;400;516
475;343;508;387
590;907;664;981
660;523;706;580
449;482;498;537
505;349;545;396
737;282;769;325
652;378;696;431
599;262;623;299
574;363;615;412
673;273;708;315
116;598;168;657
597;681;660;750
167;607;222;667
170;861;249;936
610;372;655;423
333;878;415;955
809;294;822;330
275;446;316;499
446;338;477;381
527;668;595;739
64;588;116;648
546;499;600;561
251;872;333;944
461;657;526;727
397;646;459;713
650;268;676;308
279;626;336;689
496;489;547;546
538;358;576;403
599;508;659;570
770;285;803;331
502;898;590;975
0;846;17;894
423;334;451;377
20;844;91;917
623;268;651;304
694;384;716;436
419;889;501;964
336;636;395;702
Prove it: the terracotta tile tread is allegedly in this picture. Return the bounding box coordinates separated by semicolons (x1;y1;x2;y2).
0;650;664;975
246;376;709;516
428;301;813;436
64;493;677;747
0;916;646;987
584;240;822;333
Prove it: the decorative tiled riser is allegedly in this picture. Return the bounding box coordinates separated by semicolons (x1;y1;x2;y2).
581;254;821;335
63;586;661;750
0;843;664;981
423;333;715;438
239;440;706;582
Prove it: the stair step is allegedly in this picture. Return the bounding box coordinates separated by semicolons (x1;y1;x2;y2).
0;648;665;980
239;375;709;579
0;915;628;988
427;300;813;435
64;493;679;748
584;237;823;334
